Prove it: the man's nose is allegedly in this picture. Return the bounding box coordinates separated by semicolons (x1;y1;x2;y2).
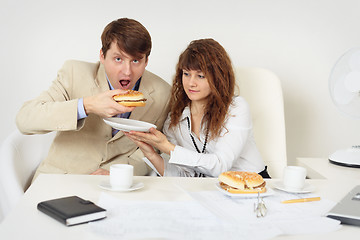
122;62;132;75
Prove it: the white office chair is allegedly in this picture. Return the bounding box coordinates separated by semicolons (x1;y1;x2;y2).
235;67;287;178
0;130;55;222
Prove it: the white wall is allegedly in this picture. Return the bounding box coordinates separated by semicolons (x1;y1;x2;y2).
1;0;359;165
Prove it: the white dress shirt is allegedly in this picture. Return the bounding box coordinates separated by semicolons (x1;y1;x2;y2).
162;96;265;177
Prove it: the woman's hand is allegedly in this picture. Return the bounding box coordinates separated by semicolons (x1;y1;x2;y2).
124;129;167;175
125;128;175;155
124;131;157;158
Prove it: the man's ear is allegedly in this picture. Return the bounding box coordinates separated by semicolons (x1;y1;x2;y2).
99;49;105;64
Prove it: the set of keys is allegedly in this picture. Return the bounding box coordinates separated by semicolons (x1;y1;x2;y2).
254;191;267;218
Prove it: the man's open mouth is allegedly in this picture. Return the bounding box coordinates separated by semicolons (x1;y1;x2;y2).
120;80;130;88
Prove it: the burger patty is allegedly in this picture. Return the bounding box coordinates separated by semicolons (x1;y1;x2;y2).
254;181;266;189
117;98;147;102
220;181;265;190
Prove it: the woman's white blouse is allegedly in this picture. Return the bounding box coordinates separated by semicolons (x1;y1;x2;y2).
162;96;265;177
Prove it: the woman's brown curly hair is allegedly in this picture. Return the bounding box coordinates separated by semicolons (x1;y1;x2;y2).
169;38;235;139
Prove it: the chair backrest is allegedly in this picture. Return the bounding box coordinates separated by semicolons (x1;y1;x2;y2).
235;67;287;178
0;130;55;222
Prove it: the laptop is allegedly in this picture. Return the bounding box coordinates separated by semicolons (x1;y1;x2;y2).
326;185;360;226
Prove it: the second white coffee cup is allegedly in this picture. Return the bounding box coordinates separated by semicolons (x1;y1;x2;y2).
282;166;307;191
110;164;134;189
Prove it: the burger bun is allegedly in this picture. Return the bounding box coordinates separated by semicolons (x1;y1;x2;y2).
218;171;266;194
113;90;147;107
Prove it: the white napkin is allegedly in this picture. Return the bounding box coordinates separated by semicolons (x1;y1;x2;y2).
188;190;342;236
90;193;278;240
89;190;341;240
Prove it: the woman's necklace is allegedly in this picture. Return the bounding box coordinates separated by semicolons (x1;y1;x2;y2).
186;117;209;153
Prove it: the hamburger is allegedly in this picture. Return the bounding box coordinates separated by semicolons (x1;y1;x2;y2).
218;171;266;194
113;90;147;107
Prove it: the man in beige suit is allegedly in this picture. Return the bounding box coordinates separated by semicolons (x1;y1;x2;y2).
16;18;171;180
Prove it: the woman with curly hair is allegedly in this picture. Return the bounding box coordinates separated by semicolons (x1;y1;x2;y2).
125;38;269;178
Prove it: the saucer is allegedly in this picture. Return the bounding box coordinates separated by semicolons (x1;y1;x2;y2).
99;181;144;192
274;181;315;193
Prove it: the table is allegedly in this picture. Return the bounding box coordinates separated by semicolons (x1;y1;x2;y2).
296;157;360;179
0;174;359;240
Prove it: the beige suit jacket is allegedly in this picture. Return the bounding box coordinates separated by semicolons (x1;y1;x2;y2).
16;60;171;179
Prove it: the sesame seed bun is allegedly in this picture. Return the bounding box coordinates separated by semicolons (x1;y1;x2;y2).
218;171;266;194
113;90;147;107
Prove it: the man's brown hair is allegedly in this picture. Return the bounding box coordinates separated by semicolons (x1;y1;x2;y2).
101;18;151;59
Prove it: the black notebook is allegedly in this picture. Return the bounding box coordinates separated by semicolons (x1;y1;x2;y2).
37;196;107;226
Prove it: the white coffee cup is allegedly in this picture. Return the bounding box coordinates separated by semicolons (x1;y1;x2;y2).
282;166;307;191
110;164;133;189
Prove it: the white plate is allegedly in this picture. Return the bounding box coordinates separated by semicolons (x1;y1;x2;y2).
103;117;156;132
215;182;274;198
99;181;144;192
274;181;316;193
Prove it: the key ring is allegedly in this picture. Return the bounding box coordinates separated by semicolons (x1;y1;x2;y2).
254;191;267;217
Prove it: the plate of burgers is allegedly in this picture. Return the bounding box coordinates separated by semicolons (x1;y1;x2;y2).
216;171;274;198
